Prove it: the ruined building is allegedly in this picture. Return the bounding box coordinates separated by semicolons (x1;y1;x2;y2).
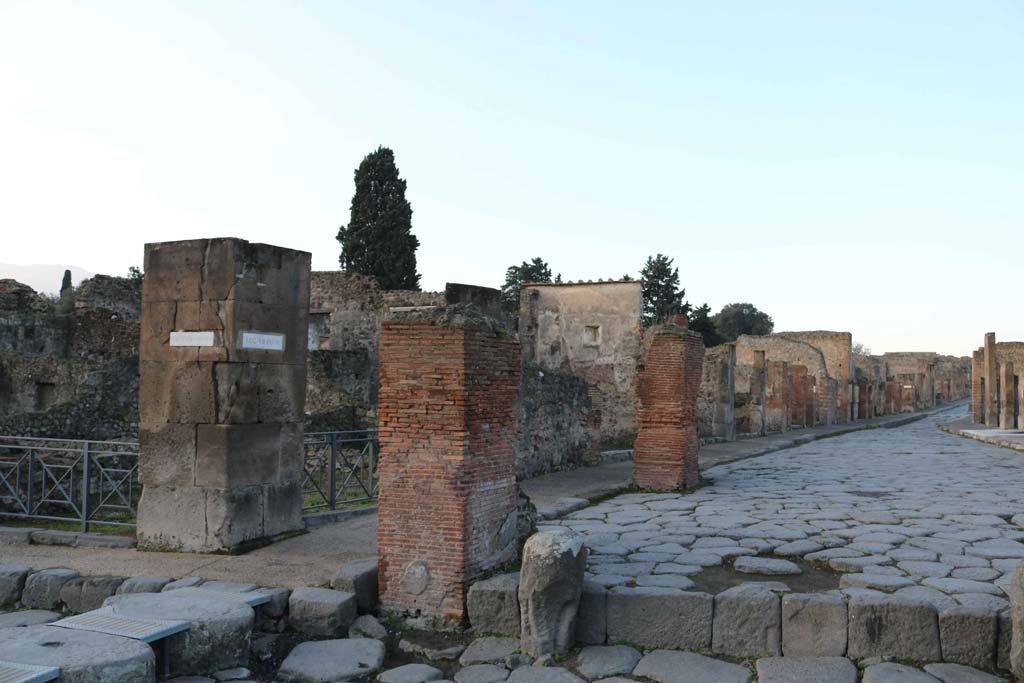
971;332;1024;430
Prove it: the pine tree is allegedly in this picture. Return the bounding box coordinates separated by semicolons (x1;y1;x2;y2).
337;147;420;290
688;303;724;346
501;257;552;314
59;269;72;297
639;254;690;326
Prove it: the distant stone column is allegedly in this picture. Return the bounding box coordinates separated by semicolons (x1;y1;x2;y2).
985;332;999;426
632;316;704;490
971;349;985;423
790;365;808;427
376;309;520;623
722;344;736;441
136;238;310;552
807;376;818;426
765;361;790;433
851;382;860;421
753;350;767;436
1000;362;1017;430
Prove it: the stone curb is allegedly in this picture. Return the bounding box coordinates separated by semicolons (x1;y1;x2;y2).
302;504;378;528
0;527;136;548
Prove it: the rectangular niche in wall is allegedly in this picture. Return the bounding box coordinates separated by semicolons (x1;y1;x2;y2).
584;325;601;347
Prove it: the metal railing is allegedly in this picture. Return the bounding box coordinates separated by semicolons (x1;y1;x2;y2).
0;429;378;531
300;430;378;512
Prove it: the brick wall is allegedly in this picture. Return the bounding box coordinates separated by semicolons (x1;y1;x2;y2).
765;361;791;433
632;322;704;490
790;365;808;428
377;313;520;623
778;331;852;422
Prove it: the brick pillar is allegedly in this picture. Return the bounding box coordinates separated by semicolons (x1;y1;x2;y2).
971;349;984;423
753;350;767;436
1000;362;1016;430
722;344;736;441
765;361;790;433
136;238;309;552
884;381;896;415
376;313;520;623
632;320;704;490
857;380;868;420
790;365;808;427
984;332;999;426
806;376;817;426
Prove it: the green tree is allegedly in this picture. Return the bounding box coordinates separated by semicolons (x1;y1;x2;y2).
60;269;72;297
127;266;144;295
337;146;420;290
689;302;724;346
501;257;552;314
640;254;690;326
711;302;774;342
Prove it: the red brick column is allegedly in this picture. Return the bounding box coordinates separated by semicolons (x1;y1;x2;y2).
984;332;999;426
790;365;808;427
971;349;984;423
806;376;818;426
632;321;704;490
376;314;520;623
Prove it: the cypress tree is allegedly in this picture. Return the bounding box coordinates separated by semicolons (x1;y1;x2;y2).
60;269;72;296
336;147;420;290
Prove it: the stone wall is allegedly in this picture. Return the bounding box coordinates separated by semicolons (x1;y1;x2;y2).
75;275;141;320
777;331;853;422
697;343;735;441
735;335;832;425
519;281;642;448
515;364;593;479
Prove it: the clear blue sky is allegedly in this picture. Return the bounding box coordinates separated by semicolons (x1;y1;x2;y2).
2;1;1021;356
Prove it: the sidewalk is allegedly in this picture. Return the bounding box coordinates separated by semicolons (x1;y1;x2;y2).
940;414;1024;452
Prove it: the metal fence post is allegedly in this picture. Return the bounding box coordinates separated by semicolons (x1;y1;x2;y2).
81;441;91;533
328;433;338;510
26;448;35;515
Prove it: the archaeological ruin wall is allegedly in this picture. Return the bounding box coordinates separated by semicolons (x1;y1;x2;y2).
697;343;735;442
777;331;853;422
973;333;1024;429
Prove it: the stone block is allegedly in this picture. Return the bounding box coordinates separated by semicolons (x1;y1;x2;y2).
74;533;136;549
142;238;205;303
263;480;303;537
29;529;79;546
278;638;385;683
137;486;208;552
519;529;587;657
781;592;848;657
712;583;782;657
117;576;173;594
939;606;996;670
847;594;941;661
998;609;1011;671
575;580;607;645
0;526;35;544
468;573;520;637
140;301;195;362
257;363;308;422
275;423;306;483
254;586;291;619
139;361;216;424
633;650;748;683
288;586;358;636
138;422;197;487
195;424;283;488
0;563;31;607
332;558;380;613
106;590;252;676
0;609;61;628
0;624;155;683
755;657;857;683
60;575;125;613
206;486;265;550
606;587;712;650
214;362;260;424
221;301;309;366
22;567;80;609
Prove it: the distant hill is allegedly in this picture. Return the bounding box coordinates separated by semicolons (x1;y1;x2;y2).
0;263;95;295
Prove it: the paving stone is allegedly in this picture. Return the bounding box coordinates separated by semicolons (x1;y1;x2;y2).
712;583;781;657
848;594;941;661
943;555;991;569
213;668;252;681
117;575;172;594
922;578;1005;596
277;638;386;683
631;649;748;683
506;667;584;683
350;614;388;639
253;586;290;618
455;665;509;683
806;548;865;562
634;574;695;589
0;608;61;627
734;557;801;575
21;567;79;609
653;562;702;574
922;663;1007;683
954;593;1009;612
781;592;847;657
891;547;940;562
459;637;520;666
288;586;357;636
938;607;997;671
379;663;445;683
199;580;257;593
899;561;954;577
755;656;857;683
162;576;204;591
59;575;124;613
951;568;1002;581
863;663;941;682
0;563;31;606
467;573;520;637
331;557;379;613
840;573;916;592
606;587;712;650
574;645;641;679
105;590;253;676
893;586;959;611
773;540;823;556
400;638;465;662
830;555;893;572
0;623;155;683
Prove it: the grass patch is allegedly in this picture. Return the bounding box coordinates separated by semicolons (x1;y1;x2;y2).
0;517;134;536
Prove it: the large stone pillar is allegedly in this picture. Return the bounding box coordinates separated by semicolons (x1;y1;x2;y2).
1001;362;1017;430
722;344;736;441
376;310;520;623
985;332;999;426
753;350;767;436
136;238;309;552
633;317;704;490
971;349;984;423
765;361;790;433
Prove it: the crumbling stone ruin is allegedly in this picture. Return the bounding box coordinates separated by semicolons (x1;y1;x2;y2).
971;331;1024;429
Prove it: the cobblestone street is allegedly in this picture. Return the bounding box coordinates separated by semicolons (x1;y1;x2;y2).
553;407;1024;612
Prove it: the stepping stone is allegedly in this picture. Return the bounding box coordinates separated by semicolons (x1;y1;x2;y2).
575;645;641;679
922;662;1007;682
378;663;445;683
0;609;61;628
0;623;154;682
277;638;385;683
840;573;916;592
506;667;584;683
455;664;510;683
755;656;857;683
459;638;520;666
632;650;748;683
350;614;388;639
863;663;940;682
105;590;253;677
288;587;357;636
0;564;32;607
733;557;801;575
